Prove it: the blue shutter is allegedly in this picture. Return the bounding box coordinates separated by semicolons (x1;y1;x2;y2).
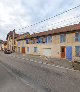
78;33;80;41
26;39;28;44
45;37;47;43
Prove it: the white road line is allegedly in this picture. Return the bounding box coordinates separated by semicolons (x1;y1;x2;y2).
43;62;47;64
26;58;29;61
38;61;42;64
34;60;37;63
30;59;34;62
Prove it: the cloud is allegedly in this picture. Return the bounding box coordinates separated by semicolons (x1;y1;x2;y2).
0;0;80;40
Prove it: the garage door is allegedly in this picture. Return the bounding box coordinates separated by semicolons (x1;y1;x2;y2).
43;48;51;57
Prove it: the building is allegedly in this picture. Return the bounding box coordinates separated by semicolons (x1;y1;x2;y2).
3;41;7;50
6;30;19;52
0;40;7;51
16;32;30;54
16;24;80;61
0;40;3;51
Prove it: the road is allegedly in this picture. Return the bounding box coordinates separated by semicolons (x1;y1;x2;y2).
0;52;80;92
0;61;38;92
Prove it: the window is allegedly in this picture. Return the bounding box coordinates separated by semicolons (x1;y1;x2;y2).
38;37;46;44
75;46;80;57
18;41;20;47
38;38;43;44
60;34;66;43
75;32;80;41
27;47;30;52
34;47;37;52
47;36;52;43
26;39;29;44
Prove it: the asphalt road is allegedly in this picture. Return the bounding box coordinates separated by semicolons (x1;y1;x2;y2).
0;52;80;92
0;61;38;92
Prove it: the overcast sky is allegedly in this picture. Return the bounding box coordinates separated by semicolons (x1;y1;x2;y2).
0;0;80;40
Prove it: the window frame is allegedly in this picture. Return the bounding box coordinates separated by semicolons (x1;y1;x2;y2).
75;32;80;42
27;47;30;52
34;47;38;53
47;36;52;43
75;46;80;57
60;34;66;43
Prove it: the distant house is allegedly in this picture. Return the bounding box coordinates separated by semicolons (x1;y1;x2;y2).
16;32;30;54
3;41;7;50
6;30;19;52
0;40;7;51
16;23;80;61
0;40;3;51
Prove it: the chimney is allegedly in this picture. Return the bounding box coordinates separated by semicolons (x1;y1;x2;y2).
13;29;15;33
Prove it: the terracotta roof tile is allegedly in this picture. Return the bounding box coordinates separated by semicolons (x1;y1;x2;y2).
17;23;80;40
26;24;80;39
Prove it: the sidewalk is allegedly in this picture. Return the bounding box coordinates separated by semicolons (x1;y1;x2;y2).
12;53;72;69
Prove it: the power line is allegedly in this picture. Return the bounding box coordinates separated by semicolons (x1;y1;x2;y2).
35;16;80;33
17;4;80;31
18;14;80;34
39;14;80;30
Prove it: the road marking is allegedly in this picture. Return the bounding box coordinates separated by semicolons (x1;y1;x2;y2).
26;58;29;61
38;61;42;64
51;64;79;72
30;59;34;62
22;58;25;60
34;60;37;63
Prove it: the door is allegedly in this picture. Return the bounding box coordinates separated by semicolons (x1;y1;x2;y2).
18;47;20;53
22;47;25;54
61;46;65;58
66;46;72;61
43;48;51;57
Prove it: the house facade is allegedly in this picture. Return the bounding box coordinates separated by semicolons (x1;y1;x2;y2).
0;40;3;51
16;24;80;61
0;41;7;51
16;32;30;54
3;41;7;50
6;30;19;52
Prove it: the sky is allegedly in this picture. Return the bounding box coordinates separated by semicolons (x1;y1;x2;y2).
0;0;80;40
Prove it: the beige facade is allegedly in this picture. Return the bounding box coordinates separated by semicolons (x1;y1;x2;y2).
0;41;7;51
17;40;26;53
24;33;78;58
16;24;80;61
6;30;18;52
7;36;13;51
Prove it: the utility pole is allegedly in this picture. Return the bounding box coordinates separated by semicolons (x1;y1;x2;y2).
13;29;15;51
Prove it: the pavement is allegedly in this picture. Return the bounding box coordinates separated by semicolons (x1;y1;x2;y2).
0;51;80;92
10;52;72;69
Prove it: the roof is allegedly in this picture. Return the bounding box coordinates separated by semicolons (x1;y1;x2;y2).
0;40;3;44
6;31;19;40
17;32;30;41
17;23;80;40
27;23;80;38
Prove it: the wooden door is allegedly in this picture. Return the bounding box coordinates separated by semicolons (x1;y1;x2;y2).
61;46;65;58
22;47;25;54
